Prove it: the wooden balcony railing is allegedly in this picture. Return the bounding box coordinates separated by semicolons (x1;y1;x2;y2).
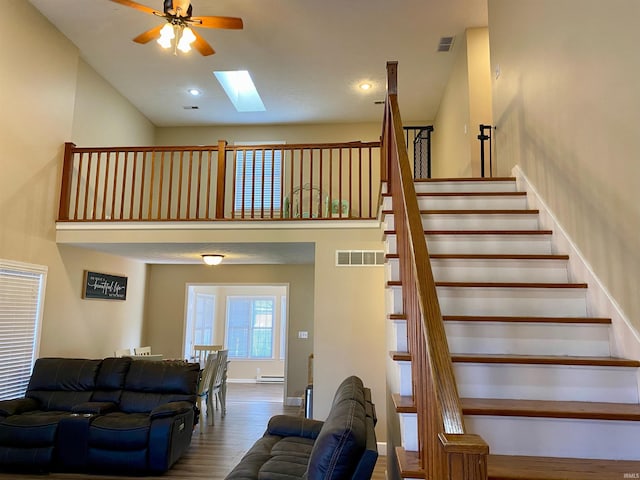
383;61;488;480
58;140;380;222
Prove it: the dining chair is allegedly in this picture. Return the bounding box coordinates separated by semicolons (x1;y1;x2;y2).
195;352;218;432
134;346;151;355
207;349;229;425
114;348;131;357
192;344;222;367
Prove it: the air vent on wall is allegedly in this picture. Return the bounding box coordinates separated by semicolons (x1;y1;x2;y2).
437;36;455;52
336;250;385;267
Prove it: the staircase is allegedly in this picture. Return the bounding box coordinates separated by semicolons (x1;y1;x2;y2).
382;177;640;480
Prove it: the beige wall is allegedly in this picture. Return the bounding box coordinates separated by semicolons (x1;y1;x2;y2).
144;263;314;400
155;123;382;146
432;28;492;178
489;0;640;328
0;1;154;358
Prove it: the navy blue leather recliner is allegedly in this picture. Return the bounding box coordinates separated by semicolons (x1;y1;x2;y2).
0;356;199;474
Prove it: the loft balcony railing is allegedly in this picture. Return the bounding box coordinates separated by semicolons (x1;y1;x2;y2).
58;140;381;222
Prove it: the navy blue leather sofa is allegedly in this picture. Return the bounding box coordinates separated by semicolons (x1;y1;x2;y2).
224;376;378;480
0;357;200;475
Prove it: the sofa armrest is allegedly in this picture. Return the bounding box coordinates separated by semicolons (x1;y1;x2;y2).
0;397;39;416
150;401;194;420
71;401;118;414
267;414;325;440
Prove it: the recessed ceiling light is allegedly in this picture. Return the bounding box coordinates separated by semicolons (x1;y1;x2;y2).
188;88;201;96
213;70;265;112
359;82;373;91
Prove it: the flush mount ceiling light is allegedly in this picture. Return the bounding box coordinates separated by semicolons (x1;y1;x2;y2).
201;254;224;265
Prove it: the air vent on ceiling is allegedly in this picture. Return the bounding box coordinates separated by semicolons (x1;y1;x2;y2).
183;105;199;110
336;250;385;267
437;36;455;52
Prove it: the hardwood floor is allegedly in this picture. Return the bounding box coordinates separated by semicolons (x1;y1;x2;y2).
0;382;386;480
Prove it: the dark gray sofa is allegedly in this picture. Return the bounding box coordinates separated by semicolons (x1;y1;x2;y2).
225;376;378;480
0;357;200;475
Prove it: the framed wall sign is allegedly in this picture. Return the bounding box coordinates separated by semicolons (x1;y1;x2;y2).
83;271;127;300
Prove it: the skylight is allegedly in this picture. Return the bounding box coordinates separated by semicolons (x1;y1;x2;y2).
213;70;265;112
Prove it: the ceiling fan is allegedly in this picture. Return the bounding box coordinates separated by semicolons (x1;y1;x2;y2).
110;0;243;56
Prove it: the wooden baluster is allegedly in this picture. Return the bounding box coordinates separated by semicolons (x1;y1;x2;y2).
260;148;266;218
119;151;127;220
216;140;227;219
309;148;314;217
186;150;194;219
158;151;167;220
167;152;174;219
319;148;324;218
91;153;100;220
289;149;295;219
368;145;373;218
205;150;212;219
298;148;304;219
328;148;333;218
147;150;155;220
111;151;120;220
269;148;275;218
195;150;203;219
83;152;93;220
176;151;184;220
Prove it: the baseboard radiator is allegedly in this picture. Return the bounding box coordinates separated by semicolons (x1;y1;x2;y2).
256;374;285;383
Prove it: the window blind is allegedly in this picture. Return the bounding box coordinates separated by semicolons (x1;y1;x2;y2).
0;260;47;400
234;148;283;212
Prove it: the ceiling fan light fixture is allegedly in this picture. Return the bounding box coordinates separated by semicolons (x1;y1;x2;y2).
177;26;196;53
201;254;224;266
157;23;175;49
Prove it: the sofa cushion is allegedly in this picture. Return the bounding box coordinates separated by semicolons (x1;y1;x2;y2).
26;358;101;411
119;361;199;413
330;376;366;409
0;411;70;447
91;357;131;403
306;398;367;480
89;412;150;450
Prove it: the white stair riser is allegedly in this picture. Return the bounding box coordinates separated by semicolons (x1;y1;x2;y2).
398;361;412;396
392;319;408;352
386;258;400;282
416;195;529;210
454;363;639;403
385;233;554;255
384;213;539;231
386;287;403;315
432;258;569;283
438;286;588;317
465;415;640;460
399;413;419;452
446;321;611;356
414;181;517;193
426;234;553;255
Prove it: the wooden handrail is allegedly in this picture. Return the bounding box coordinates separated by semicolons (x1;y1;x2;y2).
57;140;380;222
382;61;488;480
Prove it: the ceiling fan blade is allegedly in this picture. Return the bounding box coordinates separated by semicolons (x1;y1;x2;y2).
109;0;162;16
133;24;164;44
190;16;244;30
191;30;216;56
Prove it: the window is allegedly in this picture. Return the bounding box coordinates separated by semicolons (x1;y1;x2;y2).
226;296;275;359
234;142;284;214
0;260;47;400
184;288;215;359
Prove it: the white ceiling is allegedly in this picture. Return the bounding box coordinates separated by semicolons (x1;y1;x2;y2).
29;0;488;126
33;0;488;264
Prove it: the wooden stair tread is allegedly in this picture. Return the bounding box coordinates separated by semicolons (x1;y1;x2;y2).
443;315;611;324
391;393;416;413
395;447;424;479
382;209;539;214
414;177;516;183
462;397;640;421
488;454;640;480
387;253;570;260
384;229;553;235
452;353;640;367
390;351;411;361
388;280;588;288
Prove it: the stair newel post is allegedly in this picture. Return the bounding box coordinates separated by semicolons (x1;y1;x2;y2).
58;142;76;221
215;139;228;219
439;433;489;480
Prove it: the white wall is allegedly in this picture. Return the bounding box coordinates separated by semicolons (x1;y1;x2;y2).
489;0;640;330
